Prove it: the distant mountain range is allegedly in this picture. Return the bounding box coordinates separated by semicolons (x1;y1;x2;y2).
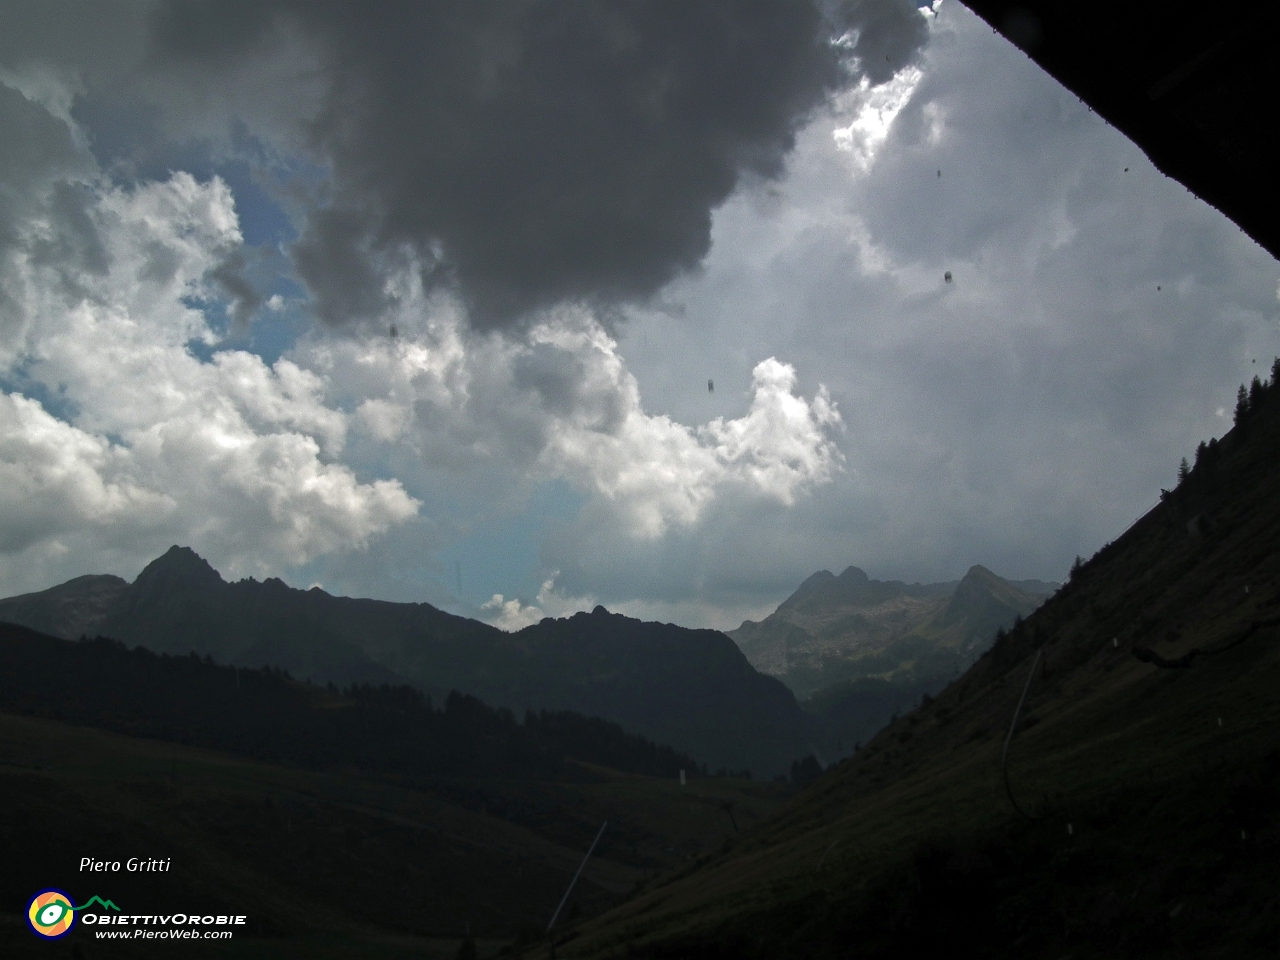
730;564;1056;701
0;546;1057;775
0;548;809;776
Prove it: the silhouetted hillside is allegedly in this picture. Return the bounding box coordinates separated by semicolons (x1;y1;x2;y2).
523;708;708;780
0;648;786;954
0;558;810;774
801;675;943;758
0;621;710;782
0;573;127;639
488;608;809;776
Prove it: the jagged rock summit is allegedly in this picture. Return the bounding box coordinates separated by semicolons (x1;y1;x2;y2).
778;565;950;617
138;545;225;589
730;563;1054;700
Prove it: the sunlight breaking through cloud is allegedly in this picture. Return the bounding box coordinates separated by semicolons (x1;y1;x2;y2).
833;65;924;171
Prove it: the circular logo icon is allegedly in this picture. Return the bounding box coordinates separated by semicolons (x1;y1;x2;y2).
27;890;76;939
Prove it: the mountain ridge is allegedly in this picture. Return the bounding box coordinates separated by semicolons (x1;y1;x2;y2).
730;562;1054;701
0;572;129;640
0;549;810;775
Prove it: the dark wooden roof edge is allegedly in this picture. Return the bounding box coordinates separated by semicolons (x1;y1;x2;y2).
962;0;1280;263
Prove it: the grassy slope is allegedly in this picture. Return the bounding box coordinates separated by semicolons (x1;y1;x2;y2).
558;396;1280;958
0;713;785;959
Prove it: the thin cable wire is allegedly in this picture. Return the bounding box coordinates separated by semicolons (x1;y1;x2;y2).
547;821;608;933
1002;649;1042;819
817;839;841;870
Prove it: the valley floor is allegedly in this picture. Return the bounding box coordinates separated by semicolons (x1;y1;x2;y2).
0;712;785;958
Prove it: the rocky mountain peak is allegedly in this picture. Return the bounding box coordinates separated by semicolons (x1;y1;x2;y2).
837;565;870;583
777;569;836;611
940;564;1037;631
132;545;225;596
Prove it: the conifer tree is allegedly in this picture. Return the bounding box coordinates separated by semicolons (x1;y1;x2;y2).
1234;384;1250;424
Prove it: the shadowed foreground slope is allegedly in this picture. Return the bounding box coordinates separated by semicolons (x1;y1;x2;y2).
555;372;1280;959
0;625;791;958
0;711;787;960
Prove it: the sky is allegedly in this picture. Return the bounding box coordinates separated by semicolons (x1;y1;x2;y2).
0;0;1276;632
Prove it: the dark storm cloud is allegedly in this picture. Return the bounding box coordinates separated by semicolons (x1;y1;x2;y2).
0;85;84;193
287;206;390;327
0;0;152;87
147;0;929;330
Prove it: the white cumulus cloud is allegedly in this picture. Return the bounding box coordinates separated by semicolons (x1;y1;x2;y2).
0;392;173;551
304;295;845;542
481;573;595;632
0;87;419;587
530;313;844;538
